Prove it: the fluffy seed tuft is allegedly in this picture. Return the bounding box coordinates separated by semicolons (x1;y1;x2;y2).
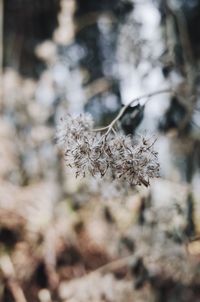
57;114;160;187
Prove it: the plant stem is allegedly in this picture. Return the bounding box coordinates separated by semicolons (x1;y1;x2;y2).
93;88;172;134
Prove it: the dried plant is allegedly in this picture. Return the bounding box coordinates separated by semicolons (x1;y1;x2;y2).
57;89;171;187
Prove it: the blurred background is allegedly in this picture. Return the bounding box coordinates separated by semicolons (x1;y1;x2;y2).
1;0;200;301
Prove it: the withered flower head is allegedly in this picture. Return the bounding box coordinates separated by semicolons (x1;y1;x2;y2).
57;114;159;187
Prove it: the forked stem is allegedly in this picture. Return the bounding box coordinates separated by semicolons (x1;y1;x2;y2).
93;88;172;134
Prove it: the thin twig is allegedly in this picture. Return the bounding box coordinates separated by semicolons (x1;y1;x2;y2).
0;255;27;302
7;280;27;302
93;88;172;134
92;125;110;132
85;254;135;278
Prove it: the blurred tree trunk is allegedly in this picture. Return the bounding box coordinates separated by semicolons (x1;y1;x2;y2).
0;0;3;110
3;0;60;78
160;0;200;237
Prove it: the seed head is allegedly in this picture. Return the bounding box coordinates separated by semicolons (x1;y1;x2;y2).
57;114;160;187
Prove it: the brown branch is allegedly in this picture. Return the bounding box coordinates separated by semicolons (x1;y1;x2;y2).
0;255;27;302
93;88;172;133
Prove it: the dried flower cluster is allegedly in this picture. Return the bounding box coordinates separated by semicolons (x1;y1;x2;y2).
57;114;160;187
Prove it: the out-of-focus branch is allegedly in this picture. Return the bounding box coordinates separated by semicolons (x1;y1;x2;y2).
0;255;27;302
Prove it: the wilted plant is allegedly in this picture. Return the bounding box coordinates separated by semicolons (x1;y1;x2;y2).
57;89;171;187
